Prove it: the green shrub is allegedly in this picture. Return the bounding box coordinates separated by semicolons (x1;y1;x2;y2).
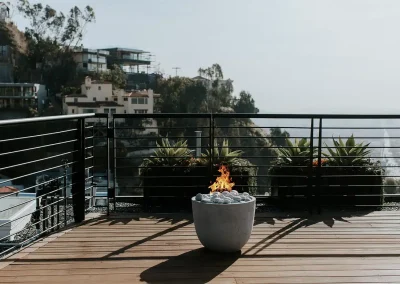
269;135;385;207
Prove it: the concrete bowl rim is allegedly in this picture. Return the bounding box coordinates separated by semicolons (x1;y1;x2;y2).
191;196;256;206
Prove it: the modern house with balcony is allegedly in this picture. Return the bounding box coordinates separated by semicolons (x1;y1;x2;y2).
72;48;109;73
102;47;151;73
101;47;153;90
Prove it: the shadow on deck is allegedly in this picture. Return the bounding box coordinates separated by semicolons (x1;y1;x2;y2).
1;211;400;283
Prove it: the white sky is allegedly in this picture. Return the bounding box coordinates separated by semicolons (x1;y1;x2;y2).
10;0;400;114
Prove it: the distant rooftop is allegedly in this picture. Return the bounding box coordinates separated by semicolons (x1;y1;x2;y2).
101;47;150;54
65;94;87;98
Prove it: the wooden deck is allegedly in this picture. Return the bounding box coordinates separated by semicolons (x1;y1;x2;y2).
1;211;400;283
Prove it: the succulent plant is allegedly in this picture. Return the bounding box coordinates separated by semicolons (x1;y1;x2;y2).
140;138;194;173
323;135;372;166
200;139;243;165
275;138;315;165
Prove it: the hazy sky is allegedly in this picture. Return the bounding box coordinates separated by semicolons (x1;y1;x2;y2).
11;0;400;114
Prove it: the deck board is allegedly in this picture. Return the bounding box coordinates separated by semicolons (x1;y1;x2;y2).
1;211;400;283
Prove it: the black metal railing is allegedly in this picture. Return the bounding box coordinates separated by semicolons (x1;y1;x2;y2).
2;112;400;257
0;113;107;258
110;113;400;213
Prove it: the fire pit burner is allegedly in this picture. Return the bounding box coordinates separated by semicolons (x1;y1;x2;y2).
192;165;255;252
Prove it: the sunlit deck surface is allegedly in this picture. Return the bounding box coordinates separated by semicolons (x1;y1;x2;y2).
1;211;400;283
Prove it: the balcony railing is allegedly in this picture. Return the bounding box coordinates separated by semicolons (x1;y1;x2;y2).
121;55;151;62
87;57;107;64
0;113;108;258
1;112;400;257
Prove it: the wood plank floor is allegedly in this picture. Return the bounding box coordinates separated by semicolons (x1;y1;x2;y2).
1;211;400;283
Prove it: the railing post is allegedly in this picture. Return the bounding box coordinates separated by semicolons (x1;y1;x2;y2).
113;117;117;212
106;116;110;216
209;114;214;185
316;118;323;214
308;118;314;214
72;118;86;223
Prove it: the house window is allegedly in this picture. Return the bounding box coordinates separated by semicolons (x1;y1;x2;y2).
86;87;91;90
114;98;118;102
82;109;97;113
98;86;101;90
135;109;148;114
124;97;128;101
132;97;148;104
74;98;78;103
72;109;75;114
105;97;108;101
104;108;109;114
83;63;88;68
93;97;96;101
124;110;127;113
110;108;116;114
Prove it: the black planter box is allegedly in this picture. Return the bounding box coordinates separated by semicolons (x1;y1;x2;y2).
141;163;255;211
270;166;383;208
141;166;207;211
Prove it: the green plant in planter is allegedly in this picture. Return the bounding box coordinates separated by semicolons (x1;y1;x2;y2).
323;135;372;166
139;138;199;209
199;139;243;165
321;135;384;207
269;138;315;198
274;138;316;166
198;139;257;195
140;138;194;173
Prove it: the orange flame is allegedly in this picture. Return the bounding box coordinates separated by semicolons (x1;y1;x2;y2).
209;165;235;193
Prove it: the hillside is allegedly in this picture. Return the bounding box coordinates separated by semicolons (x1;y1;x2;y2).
0;21;27;53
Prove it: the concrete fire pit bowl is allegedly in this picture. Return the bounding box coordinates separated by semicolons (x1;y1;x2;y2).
192;195;256;253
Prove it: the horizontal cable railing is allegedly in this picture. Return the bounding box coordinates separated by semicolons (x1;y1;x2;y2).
108;113;400;213
0;114;98;258
2;112;400;256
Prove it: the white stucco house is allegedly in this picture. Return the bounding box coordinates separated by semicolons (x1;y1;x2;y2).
63;77;160;134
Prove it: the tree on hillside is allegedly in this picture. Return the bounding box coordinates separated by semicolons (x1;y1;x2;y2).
233;91;259;114
269;128;290;147
197;64;234;113
154;76;207;139
16;0;95;93
198;63;224;81
98;64;126;89
155;76;207;114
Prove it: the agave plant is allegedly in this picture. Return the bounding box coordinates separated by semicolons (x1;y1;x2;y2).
275;138;315;165
323;135;371;166
140;138;194;173
200;139;243;164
